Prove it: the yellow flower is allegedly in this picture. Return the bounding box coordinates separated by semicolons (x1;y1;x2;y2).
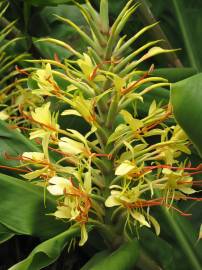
32;63;59;96
78;53;94;79
0;110;9;120
105;185;160;234
30;102;59;140
59;137;84;155
105;185;141;207
47;176;73;196
48;175;91;246
22;152;45;161
162;168;195;196
77;53;105;81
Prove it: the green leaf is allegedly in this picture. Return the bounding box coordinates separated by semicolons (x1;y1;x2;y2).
24;0;84;7
0;173;66;239
139;229;175;270
171;73;202;156
159;205;202;270
151;68;197;82
0;223;15;244
0;120;38;167
9;226;80;270
81;250;111;270
171;0;200;70
81;239;139;270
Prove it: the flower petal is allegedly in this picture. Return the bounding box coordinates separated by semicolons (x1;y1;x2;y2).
79;224;88;246
54;206;71;219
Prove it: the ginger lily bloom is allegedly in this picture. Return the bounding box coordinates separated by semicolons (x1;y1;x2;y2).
22;152;45;161
47;176;91;246
30;102;59;139
105;185;159;231
47;176;73;195
29;102;59;158
32;63;60;96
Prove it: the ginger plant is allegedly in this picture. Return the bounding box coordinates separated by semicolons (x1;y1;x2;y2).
11;0;202;247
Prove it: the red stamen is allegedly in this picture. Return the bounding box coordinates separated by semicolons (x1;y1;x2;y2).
4;152;24;161
185;171;202;176
185;197;202;201
46;77;61;92
54;53;61;63
145;164;202;172
8;125;30;131
91;153;112;160
15;65;29;76
121;64;154;95
88;59;120;81
0;165;30;173
127;197;192;216
168;205;192;216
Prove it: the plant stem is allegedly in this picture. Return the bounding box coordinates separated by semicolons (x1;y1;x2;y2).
106;93;118;129
136;248;162;270
88;219;118;247
171;0;199;70
138;0;183;68
161;207;201;270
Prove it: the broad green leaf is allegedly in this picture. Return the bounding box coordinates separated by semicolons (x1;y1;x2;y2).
81;250;111;270
0;223;15;244
81;239;139;270
171;73;202;156
139;229;175;270
0;120;38;167
159;203;202;270
9;226;80;270
171;0;200;70
0;173;66;239
151;68;197;82
24;0;84;7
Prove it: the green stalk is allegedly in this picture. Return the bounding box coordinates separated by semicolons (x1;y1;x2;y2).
93;158;110;175
161;208;201;270
88;219;118;247
171;0;199;70
106;93;119;129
